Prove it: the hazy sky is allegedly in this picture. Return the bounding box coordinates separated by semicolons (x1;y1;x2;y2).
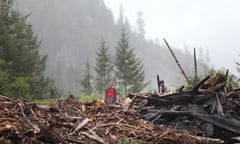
104;0;240;76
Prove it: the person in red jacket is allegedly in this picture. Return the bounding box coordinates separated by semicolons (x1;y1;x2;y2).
105;81;117;104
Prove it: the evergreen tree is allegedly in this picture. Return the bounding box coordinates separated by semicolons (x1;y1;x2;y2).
95;39;113;93
115;28;147;95
0;58;11;94
81;61;93;95
0;0;58;99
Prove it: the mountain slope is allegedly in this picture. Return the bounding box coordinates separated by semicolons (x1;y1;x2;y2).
17;0;207;93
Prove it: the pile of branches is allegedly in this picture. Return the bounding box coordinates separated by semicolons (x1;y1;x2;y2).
0;93;224;144
127;72;240;144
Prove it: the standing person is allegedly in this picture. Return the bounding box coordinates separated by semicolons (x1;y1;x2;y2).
160;80;167;93
105;81;117;104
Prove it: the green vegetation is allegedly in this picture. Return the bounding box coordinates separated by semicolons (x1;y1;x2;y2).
79;94;103;102
81;61;93;96
117;86;127;100
0;0;58;100
95;38;113;94
185;75;202;90
114;27;148;95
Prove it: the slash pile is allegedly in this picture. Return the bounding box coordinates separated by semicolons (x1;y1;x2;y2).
0;92;225;144
129;72;240;144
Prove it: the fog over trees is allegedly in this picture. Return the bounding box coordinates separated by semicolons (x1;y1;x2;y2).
16;0;210;95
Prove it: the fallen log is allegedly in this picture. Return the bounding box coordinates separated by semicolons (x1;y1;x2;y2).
142;110;240;135
146;92;217;106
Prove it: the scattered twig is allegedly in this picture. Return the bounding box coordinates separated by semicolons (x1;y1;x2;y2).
69;118;89;135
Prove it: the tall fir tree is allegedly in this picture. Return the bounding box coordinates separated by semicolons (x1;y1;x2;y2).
81;61;93;96
0;0;58;99
115;27;147;95
95;39;113;93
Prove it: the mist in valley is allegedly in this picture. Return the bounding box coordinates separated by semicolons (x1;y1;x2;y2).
16;0;211;95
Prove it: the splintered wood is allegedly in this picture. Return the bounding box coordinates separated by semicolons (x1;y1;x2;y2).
0;94;224;144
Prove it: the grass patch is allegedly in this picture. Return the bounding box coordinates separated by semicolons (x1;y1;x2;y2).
35;93;104;105
79;94;103;102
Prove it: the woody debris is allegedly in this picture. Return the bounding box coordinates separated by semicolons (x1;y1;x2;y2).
0;72;240;144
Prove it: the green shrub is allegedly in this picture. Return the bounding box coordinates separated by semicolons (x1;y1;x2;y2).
79;94;103;102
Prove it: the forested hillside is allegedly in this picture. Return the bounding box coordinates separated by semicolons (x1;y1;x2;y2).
17;0;209;94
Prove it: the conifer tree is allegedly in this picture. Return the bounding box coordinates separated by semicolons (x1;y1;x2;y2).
95;39;113;93
81;61;93;95
115;27;147;95
0;0;58;99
